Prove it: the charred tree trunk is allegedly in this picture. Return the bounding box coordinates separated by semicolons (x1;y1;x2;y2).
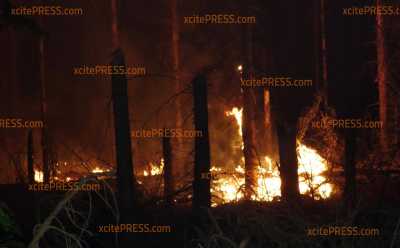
242;86;258;200
163;135;173;205
344;128;356;215
192;74;211;210
376;0;389;153
111;49;135;218
277;121;300;204
27;130;34;183
110;0;135;229
242;25;257;200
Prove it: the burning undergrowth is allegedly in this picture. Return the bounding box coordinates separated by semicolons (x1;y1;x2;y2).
32;96;340;207
132;101;339;206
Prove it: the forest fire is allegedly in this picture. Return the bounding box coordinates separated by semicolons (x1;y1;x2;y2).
33;165;112;184
143;158;164;177
138;107;333;206
208;107;333;205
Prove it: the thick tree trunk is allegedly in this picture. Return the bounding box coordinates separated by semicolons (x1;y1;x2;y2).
376;0;389;153
110;0;135;225
27;130;34;183
277;121;300;204
192;74;211;210
111;49;136;216
242;25;257;200
163;135;173;205
242;86;258;200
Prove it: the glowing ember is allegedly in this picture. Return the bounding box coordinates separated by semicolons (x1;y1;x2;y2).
143;158;164;177
92;167;105;173
34;169;43;182
211;107;333;205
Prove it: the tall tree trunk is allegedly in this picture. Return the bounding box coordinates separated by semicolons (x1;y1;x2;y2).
163;135;173;205
314;0;329;108
277;121;300;204
110;0;135;226
27;130;34;183
376;0;389;153
263;90;273;158
242;25;257;200
192;74;211;210
171;0;184;182
39;35;49;183
242;87;257;200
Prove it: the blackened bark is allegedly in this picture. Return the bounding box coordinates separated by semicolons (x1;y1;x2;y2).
163;135;173;205
27;130;34;183
242;86;258;200
192;74;211;209
111;49;135;217
277;121;300;204
344;128;356;215
242;23;257;200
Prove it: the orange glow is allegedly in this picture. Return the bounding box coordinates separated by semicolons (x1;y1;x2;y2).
92;167;107;173
210;107;333;205
34;169;43;182
143;158;164;177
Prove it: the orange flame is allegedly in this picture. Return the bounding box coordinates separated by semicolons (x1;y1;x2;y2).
211;107;333;205
34;169;43;182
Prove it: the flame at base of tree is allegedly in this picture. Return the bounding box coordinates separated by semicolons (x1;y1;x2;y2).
33;107;333;207
210;143;333;206
208;107;333;206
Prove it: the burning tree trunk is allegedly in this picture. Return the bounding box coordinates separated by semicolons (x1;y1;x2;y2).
192;74;211;209
376;0;389;153
110;0;135;223
163;135;173;205
27;130;34;183
344;128;356;215
277;121;300;203
242;24;258;200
